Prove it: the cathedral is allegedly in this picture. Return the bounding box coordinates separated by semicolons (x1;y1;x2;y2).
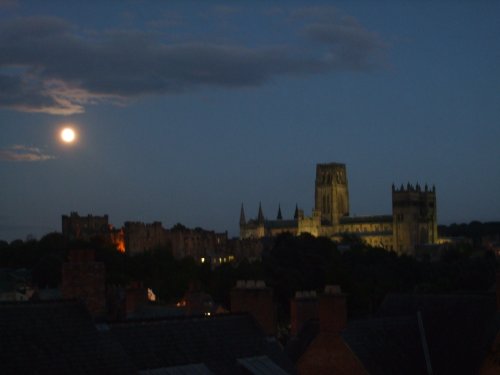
239;162;438;255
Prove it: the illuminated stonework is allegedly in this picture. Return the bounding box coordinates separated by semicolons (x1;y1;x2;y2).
239;162;438;255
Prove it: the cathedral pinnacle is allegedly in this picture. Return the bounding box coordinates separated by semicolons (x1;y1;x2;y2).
257;202;264;223
294;204;299;220
239;203;246;226
277;204;283;220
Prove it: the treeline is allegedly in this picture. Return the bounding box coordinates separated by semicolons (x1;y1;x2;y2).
0;232;497;321
438;221;500;245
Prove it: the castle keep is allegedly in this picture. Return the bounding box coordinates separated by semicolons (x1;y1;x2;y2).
240;162;438;255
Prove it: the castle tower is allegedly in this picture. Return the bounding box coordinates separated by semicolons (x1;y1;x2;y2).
392;183;437;255
314;163;349;227
61;212;109;241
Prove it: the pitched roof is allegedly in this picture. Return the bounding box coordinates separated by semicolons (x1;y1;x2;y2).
139;363;213;375
377;293;499;375
237;355;290;375
287;316;428;375
342;316;428;375
287;291;499;375
0;300;135;375
108;313;295;375
0;302;294;375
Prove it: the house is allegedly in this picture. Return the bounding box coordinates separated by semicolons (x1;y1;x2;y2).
287;279;500;375
0;299;295;374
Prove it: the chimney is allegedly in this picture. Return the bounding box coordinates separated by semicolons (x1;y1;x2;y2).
62;249;106;318
230;280;276;336
319;285;347;335
125;281;147;317
290;291;319;337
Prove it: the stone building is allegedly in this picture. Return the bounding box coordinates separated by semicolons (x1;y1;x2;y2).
166;226;229;261
62;212;110;241
62;212;125;251
61;249;106;318
123;221;167;255
62;213;231;261
240;162;438;255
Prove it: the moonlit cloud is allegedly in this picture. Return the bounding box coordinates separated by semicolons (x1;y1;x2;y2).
0;0;18;8
0;9;387;115
293;6;387;70
0;145;55;162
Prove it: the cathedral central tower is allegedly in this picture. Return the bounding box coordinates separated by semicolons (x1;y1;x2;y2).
314;163;349;227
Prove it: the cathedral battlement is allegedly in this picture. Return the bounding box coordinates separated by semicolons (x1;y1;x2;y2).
392;183;436;194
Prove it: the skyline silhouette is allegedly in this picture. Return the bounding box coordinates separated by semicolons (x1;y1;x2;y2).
1;1;499;241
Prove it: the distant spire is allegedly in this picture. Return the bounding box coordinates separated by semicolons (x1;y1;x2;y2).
294;204;299;220
257;202;264;223
277;204;283;220
240;203;246;226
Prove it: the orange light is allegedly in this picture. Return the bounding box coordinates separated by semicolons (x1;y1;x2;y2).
115;239;125;253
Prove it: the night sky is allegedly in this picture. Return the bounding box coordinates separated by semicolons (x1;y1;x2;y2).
1;0;499;241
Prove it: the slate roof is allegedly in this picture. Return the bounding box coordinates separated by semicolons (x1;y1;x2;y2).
0;301;294;375
286;316;428;375
264;220;298;229
0;300;135;375
139;363;214;375
377;293;500;375
340;215;393;224
237;355;291;375
287;292;499;375
342;316;428;375
108;314;296;375
245;219;298;230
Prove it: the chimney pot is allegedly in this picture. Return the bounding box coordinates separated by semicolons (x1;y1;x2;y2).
236;280;245;288
290;291;319;336
231;281;276;336
255;280;266;289
319;286;346;335
324;285;342;295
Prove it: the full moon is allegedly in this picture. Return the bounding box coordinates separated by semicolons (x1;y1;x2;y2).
60;127;76;143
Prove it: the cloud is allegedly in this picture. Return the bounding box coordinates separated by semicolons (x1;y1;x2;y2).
212;5;242;17
293;6;387;70
0;11;387;115
302;20;387;70
0;0;18;8
0;145;55;162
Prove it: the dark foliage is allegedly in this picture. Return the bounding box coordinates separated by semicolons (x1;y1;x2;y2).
439;221;500;246
0;228;497;323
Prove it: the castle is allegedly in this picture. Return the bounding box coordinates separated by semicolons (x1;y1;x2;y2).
62;213;229;262
240;162;438;255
